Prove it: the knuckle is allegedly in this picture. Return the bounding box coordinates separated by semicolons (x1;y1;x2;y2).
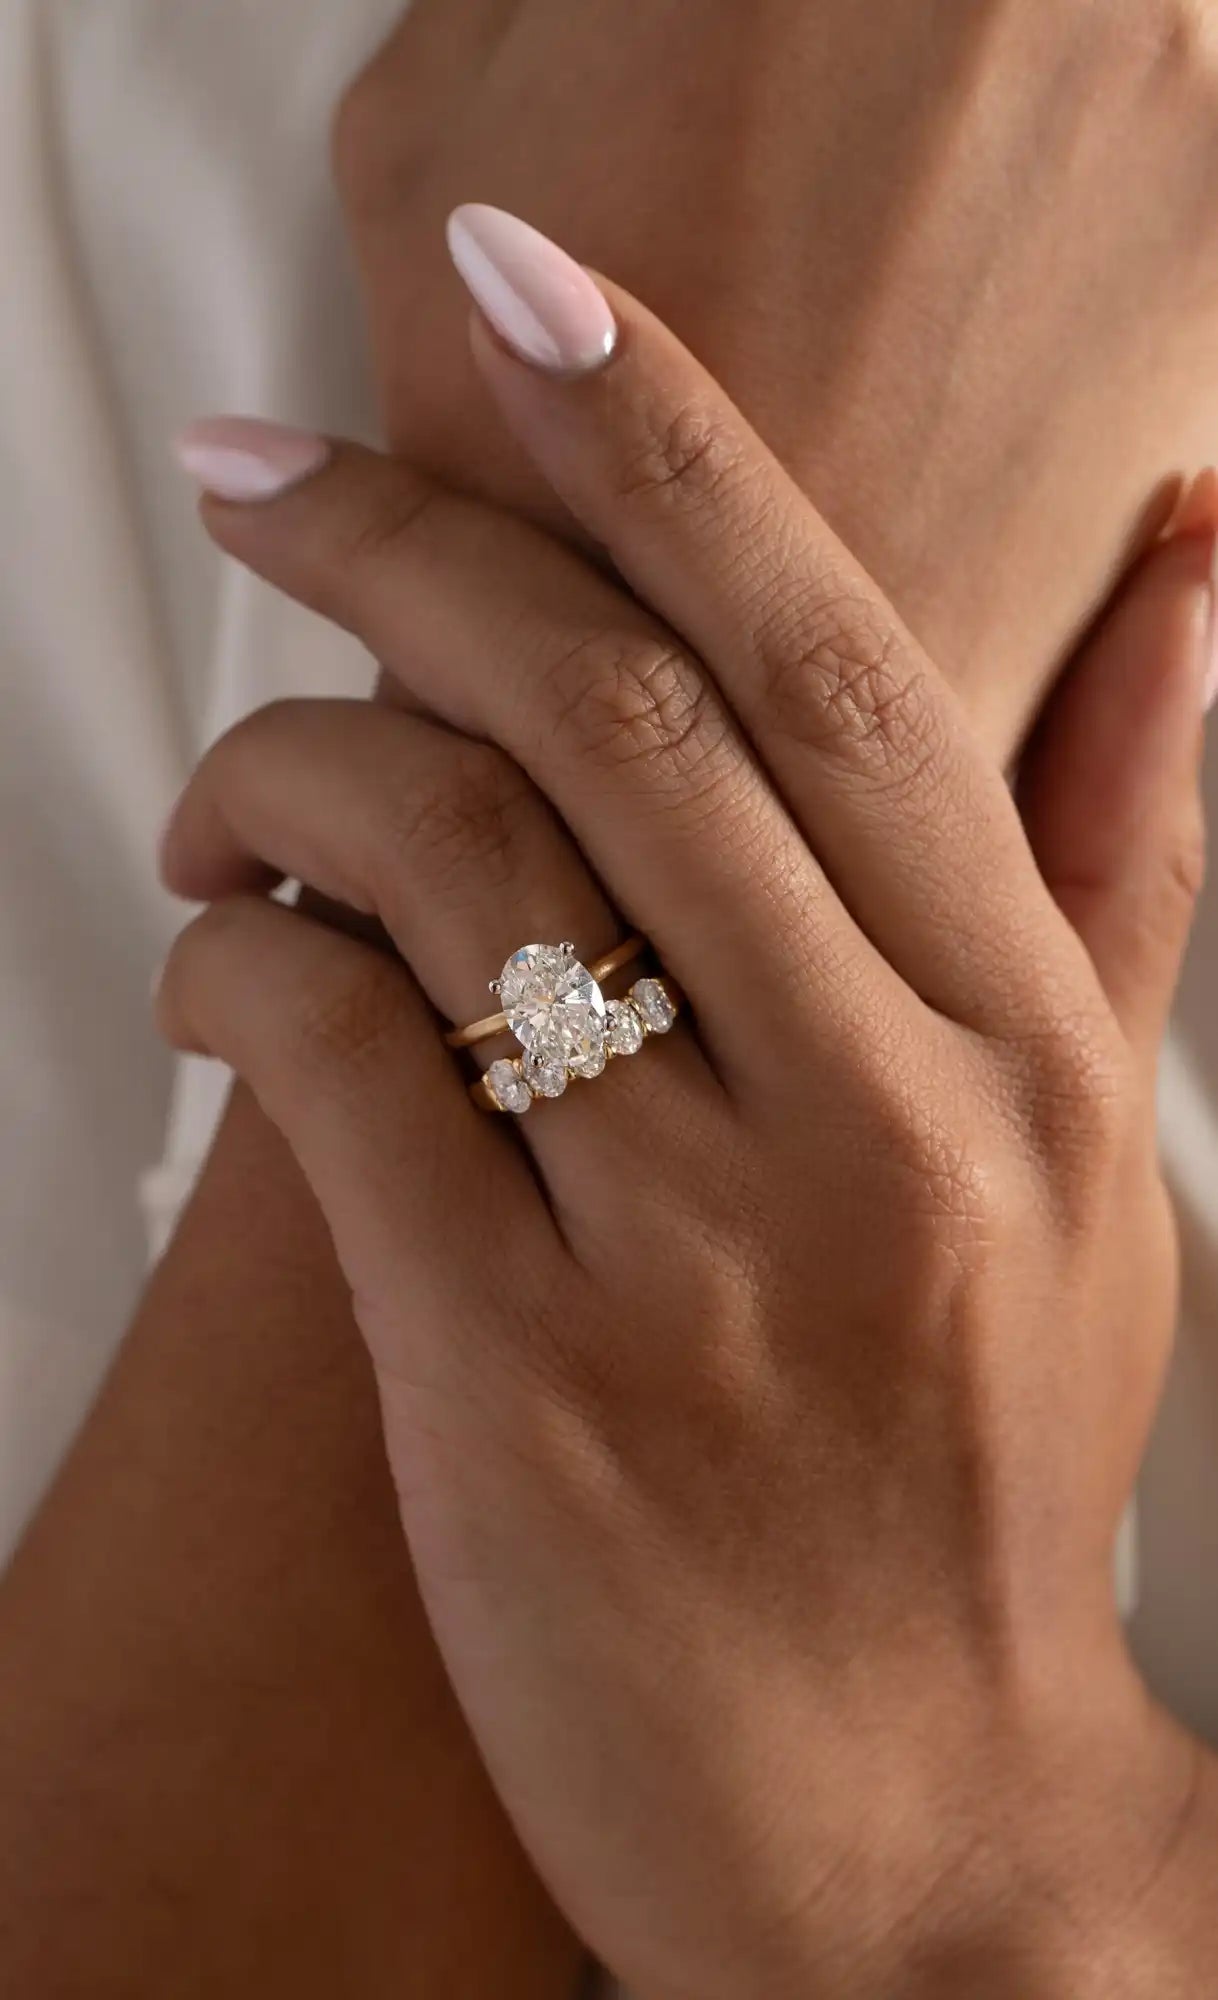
159;898;409;1105
158;897;247;1013
156;897;269;1052
1150;0;1218;83
1015;1007;1133;1191
175;892;260;966
282;950;406;1094
761;584;930;778
810;1030;1008;1282
906;1127;1000;1241
1063;813;1208;975
613;392;744;515
1162;811;1208;911
342;475;442;575
373;739;532;906
871;1082;1003;1251
217;697;304;774
1047;1013;1131;1121
542;627;730;798
859;1152;1003;1352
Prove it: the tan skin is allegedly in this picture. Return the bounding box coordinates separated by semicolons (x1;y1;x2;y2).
336;0;1218;755
159;271;1217;1997
3;3;1218;1990
0;1094;576;1998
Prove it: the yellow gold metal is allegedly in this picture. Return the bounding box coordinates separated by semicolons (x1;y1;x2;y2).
445;935;646;1050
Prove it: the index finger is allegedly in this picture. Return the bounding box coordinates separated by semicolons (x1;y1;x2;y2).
448;203;1080;1032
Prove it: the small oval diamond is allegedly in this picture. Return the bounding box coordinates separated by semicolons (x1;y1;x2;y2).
631;977;677;1034
605;998;645;1057
569;1018;607;1079
486;1058;531;1115
523;1049;569;1100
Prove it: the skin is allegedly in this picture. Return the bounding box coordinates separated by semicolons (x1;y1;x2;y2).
3;4;1218;1988
335;0;1218;755
0;1087;578;1999
157;270;1218;1997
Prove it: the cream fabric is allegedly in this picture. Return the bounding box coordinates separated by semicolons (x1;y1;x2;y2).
0;0;392;1536
1;4;1216;1948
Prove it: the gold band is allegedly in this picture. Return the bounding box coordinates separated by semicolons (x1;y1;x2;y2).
444;935;646;1050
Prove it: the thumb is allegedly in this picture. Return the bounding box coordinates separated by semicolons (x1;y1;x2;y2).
1020;486;1216;1064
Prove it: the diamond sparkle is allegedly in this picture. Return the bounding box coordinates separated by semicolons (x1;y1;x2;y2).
498;943;606;1068
485;1058;531;1115
605;998;645;1057
523;1048;569;1099
632;977;677;1034
569;1017;607;1079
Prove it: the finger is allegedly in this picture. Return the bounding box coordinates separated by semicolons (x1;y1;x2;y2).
1019;516;1215;1062
153;895;546;1339
1171;464;1218;538
175;424;900;1089
161;699;618;1017
160;698;714;1157
446;203;1074;1031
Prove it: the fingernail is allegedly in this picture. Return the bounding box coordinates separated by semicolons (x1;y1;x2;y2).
445;204;618;376
1176;466;1218;540
174;417;330;502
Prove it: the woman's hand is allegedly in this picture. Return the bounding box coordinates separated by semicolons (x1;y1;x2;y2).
334;0;1218;756
163;214;1216;1998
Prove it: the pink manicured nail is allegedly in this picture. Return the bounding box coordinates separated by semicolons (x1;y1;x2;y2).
174;417;330;502
446;204;618;376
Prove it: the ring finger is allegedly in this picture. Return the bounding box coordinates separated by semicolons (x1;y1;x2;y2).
161;696;715;1172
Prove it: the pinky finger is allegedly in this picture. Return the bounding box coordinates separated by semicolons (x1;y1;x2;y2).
1019;502;1215;1066
154;897;535;1339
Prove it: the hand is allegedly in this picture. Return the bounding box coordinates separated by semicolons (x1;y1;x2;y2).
333;0;1218;756
163;215;1216;1997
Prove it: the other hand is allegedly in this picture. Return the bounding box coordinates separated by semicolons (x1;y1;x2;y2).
163;214;1216;1998
334;0;1218;755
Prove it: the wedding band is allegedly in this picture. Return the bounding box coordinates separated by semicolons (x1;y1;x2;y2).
448;939;681;1115
444;935;645;1049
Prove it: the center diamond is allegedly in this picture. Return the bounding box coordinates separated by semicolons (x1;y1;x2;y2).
498;943;606;1067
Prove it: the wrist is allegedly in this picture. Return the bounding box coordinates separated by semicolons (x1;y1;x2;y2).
887;1659;1218;2000
700;1647;1215;2000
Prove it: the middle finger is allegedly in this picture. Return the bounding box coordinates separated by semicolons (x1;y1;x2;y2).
179;424;908;1087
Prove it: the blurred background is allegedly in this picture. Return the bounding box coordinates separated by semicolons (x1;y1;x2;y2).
1;0;396;1545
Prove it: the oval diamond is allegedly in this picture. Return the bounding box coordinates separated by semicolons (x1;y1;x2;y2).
523;1048;569;1100
569;1017;607;1079
632;977;677;1034
605;998;645;1057
499;943;606;1068
485;1058;531;1116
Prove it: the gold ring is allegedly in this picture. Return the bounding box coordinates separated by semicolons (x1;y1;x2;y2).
446;939;681;1115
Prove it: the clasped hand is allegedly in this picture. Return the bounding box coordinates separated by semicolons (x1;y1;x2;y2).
160;210;1214;1998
